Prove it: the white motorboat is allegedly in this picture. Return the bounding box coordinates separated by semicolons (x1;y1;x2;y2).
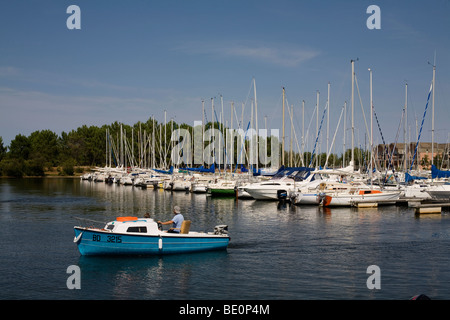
322;189;401;207
244;179;296;200
244;167;317;200
164;176;191;191
236;184;253;199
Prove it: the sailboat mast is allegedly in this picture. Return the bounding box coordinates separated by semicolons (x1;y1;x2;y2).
369;68;373;182
211;98;215;167
302;100;305;167
351;59;355;167
253;78;258;171
316;90;319;169
164;110;167;168
220;95;223;171
327;82;330;161
290;104;293;167
282;87;285;166
231;101;234;173
202;99;205;166
431;59;436;166
404;82;408;172
343;101;347;167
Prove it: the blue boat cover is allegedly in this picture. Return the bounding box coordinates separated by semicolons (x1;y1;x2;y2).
431;165;450;179
404;172;427;182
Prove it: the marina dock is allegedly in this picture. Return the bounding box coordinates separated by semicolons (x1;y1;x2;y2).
350;197;450;214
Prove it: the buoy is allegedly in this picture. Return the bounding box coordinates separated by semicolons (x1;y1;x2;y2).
158;238;163;250
322;195;332;206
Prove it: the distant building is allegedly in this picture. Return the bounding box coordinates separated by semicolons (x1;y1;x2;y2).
374;142;450;170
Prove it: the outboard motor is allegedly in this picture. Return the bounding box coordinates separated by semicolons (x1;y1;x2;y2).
214;225;228;235
317;192;326;205
289;191;297;202
277;190;288;201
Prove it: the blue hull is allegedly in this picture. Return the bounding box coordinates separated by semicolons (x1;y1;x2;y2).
74;228;229;256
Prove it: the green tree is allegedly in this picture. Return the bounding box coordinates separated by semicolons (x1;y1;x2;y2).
9;134;31;160
28;130;60;167
0;137;6;161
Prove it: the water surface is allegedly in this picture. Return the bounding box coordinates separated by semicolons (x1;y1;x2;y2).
1;178;449;300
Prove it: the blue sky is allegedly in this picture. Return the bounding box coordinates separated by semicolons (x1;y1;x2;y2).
1;0;449;155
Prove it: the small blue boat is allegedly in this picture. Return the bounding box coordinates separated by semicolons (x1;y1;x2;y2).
73;217;230;256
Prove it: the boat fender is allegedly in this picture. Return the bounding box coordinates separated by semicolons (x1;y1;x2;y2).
73;232;83;243
158;237;163;250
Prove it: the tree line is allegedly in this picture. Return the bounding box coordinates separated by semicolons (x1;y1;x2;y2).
0;117;177;177
0;116;368;177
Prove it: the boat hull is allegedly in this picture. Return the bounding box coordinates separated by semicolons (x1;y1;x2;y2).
244;187;293;200
74;227;230;256
324;191;401;207
207;188;236;197
293;193;320;205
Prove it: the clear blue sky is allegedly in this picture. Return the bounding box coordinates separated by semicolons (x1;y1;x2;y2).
1;0;449;155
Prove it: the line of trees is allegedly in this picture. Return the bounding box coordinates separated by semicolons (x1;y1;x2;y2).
0;117;208;177
0;116;368;177
0;118;158;177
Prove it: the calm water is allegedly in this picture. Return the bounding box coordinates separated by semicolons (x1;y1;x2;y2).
1;177;449;300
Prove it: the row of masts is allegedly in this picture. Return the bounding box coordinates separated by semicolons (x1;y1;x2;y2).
103;59;439;174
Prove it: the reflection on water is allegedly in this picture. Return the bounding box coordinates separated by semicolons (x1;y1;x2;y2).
1;178;450;300
77;251;229;299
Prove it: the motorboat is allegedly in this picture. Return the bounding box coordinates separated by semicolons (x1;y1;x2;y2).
244;180;295;200
291;180;380;205
74;217;230;256
163;176;191;191
322;189;401;207
190;175;212;193
191;182;208;193
207;179;236;197
244;167;317;200
236;184;253;199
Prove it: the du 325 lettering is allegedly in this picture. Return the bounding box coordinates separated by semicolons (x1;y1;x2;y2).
92;234;122;243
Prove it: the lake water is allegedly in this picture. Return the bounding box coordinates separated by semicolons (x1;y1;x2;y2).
1;177;449;301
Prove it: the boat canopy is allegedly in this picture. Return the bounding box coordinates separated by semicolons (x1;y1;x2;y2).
153;166;174;175
405;172;427;183
272;166;316;181
431;165;450;179
183;164;215;173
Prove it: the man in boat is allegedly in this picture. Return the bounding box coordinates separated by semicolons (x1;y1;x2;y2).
158;205;184;233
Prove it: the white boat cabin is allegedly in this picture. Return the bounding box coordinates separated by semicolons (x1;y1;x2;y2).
105;217;162;235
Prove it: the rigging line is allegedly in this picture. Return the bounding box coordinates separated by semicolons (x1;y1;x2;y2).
286;99;305;166
354;74;379;172
373;108;388;166
304;100;317;155
409;82;433;172
309;104;327;167
383;108;405;183
213;109;231;167
242;78;254;113
235;121;251;173
324;105;345;168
